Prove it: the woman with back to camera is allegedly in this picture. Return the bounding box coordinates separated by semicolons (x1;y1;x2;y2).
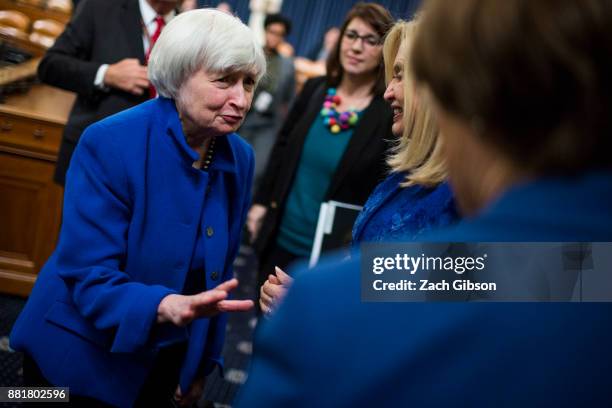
246;2;395;291
236;1;612;405
11;9;263;408
259;19;460;315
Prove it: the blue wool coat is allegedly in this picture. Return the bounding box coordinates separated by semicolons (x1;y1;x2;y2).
236;171;612;408
10;97;254;407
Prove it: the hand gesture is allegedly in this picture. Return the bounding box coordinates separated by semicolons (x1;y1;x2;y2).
157;278;253;326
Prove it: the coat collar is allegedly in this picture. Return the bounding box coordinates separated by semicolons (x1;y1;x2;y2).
484;170;612;220
156;97;237;174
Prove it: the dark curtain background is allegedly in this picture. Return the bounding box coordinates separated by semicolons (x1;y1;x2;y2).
198;0;251;23
282;0;422;57
196;0;421;57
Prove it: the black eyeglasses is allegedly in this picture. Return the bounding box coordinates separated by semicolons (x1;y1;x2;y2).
343;30;382;47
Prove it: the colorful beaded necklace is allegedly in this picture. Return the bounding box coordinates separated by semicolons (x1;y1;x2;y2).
320;88;359;134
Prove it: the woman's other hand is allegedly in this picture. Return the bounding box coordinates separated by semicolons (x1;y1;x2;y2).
259;266;294;316
247;204;268;242
157;278;253;326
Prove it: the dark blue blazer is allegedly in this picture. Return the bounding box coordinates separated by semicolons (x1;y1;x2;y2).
236;171;612;408
10;97;254;407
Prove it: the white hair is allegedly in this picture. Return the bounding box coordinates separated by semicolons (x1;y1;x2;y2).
148;9;266;98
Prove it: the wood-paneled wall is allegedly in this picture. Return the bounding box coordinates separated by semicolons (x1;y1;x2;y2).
0;84;74;296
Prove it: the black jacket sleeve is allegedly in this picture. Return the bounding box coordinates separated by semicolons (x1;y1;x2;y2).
37;0;102;98
253;77;325;205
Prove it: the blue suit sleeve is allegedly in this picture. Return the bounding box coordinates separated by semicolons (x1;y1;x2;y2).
55;122;175;353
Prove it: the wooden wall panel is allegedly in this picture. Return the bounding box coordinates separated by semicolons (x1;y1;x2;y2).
0;149;62;295
0;84;73;296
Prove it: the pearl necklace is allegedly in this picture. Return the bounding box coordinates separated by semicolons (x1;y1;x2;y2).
197;137;216;170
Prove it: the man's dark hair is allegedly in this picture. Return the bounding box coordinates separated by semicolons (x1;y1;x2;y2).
264;13;292;36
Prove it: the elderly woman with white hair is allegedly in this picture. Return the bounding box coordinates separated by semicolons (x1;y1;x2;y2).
10;9;264;408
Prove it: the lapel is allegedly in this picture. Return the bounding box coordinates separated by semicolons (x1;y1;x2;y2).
150;99;208;290
279;81;327;196
294;82;327;148
326;95;388;198
121;0;146;64
151;99;244;291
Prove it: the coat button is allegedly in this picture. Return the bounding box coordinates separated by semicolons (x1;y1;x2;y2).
210;271;219;280
270;201;278;209
206;226;214;237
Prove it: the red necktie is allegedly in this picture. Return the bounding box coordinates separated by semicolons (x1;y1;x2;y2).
146;16;165;98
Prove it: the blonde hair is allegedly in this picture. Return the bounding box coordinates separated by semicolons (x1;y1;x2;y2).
383;19;446;187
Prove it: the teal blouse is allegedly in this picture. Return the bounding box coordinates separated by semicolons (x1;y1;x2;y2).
277;114;355;256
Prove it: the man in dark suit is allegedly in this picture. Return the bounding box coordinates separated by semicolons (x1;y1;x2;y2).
38;0;181;185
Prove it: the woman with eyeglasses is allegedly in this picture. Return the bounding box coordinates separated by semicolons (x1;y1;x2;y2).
247;3;395;301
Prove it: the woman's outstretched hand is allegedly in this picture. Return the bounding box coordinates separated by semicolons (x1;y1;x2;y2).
157;278;253;326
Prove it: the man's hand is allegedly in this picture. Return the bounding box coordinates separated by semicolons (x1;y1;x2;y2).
157;278;253;326
104;58;149;95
